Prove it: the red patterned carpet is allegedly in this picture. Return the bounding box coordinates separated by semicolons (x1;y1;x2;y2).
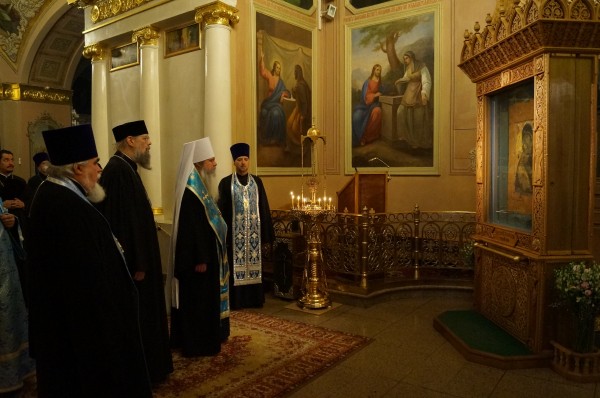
154;310;371;397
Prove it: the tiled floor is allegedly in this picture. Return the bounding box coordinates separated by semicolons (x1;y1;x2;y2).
251;291;599;398
3;290;597;398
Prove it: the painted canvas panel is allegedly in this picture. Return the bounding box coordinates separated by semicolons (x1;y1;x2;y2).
256;11;313;173
347;8;438;174
110;42;139;71
165;23;200;57
507;118;533;215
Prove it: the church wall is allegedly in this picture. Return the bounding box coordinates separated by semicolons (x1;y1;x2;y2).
160;49;205;216
108;67;141;129
81;0;217;218
0;99;71;179
0;58;18;83
0;0;497;216
229;0;494;213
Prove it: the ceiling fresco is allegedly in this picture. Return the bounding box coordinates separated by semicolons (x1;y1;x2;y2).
29;6;84;87
0;1;84;90
0;0;46;70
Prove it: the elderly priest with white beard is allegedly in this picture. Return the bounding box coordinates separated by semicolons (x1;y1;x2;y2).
28;124;152;398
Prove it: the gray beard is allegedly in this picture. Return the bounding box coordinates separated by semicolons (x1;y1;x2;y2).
134;150;152;170
87;183;106;203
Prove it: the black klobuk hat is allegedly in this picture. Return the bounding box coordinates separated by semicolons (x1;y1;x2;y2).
42;124;98;166
230;142;250;160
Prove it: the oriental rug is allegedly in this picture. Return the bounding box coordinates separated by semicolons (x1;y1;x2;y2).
154;311;371;398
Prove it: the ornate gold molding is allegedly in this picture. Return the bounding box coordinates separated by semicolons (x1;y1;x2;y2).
1;83;71;104
195;1;239;28
89;0;155;24
82;43;106;61
133;26;160;46
460;0;600;82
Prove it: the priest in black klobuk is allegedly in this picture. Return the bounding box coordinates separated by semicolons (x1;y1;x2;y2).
169;137;230;356
28;124;152;397
97;120;173;384
218;142;274;309
24;151;50;208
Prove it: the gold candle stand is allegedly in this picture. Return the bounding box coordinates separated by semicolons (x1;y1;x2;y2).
292;208;332;309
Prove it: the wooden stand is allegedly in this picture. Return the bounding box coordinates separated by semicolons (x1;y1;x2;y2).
337;173;387;213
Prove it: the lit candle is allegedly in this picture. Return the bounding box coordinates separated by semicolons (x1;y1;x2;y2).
291;192;294;209
328;197;332;209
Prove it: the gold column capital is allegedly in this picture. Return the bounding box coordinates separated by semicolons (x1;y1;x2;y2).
195;1;239;28
133;26;160;46
82;43;105;61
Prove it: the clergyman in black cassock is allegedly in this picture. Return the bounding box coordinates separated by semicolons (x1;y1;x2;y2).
28;124;152;398
218;142;274;310
97;120;173;384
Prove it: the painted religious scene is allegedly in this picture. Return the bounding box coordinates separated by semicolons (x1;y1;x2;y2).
256;12;312;171
349;11;436;172
489;80;534;232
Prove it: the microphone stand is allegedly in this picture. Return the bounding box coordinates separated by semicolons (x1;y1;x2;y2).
368;157;391;182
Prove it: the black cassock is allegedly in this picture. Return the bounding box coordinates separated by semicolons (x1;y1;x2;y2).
28;179;152;398
97;152;173;383
218;173;274;310
23;173;46;209
171;188;230;356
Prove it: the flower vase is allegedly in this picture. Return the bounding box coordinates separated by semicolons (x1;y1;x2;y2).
574;312;597;353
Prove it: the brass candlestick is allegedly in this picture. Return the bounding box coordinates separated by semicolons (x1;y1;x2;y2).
290;124;334;309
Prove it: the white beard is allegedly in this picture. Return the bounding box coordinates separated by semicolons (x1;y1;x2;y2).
87;183;106;203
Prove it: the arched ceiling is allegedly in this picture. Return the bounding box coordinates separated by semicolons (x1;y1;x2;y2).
28;6;84;89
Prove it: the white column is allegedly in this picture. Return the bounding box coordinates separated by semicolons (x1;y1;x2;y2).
134;27;163;215
196;2;239;197
83;44;110;164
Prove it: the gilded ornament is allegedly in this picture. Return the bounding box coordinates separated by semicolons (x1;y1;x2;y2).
88;0;156;24
133;26;160;46
195;2;239;28
91;5;100;22
0;83;70;104
82;44;105;61
459;0;600;82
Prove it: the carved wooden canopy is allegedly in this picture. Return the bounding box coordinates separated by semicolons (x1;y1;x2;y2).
460;0;600;82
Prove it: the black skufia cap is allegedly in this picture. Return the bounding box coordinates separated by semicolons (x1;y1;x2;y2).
32;151;49;166
112;120;148;142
